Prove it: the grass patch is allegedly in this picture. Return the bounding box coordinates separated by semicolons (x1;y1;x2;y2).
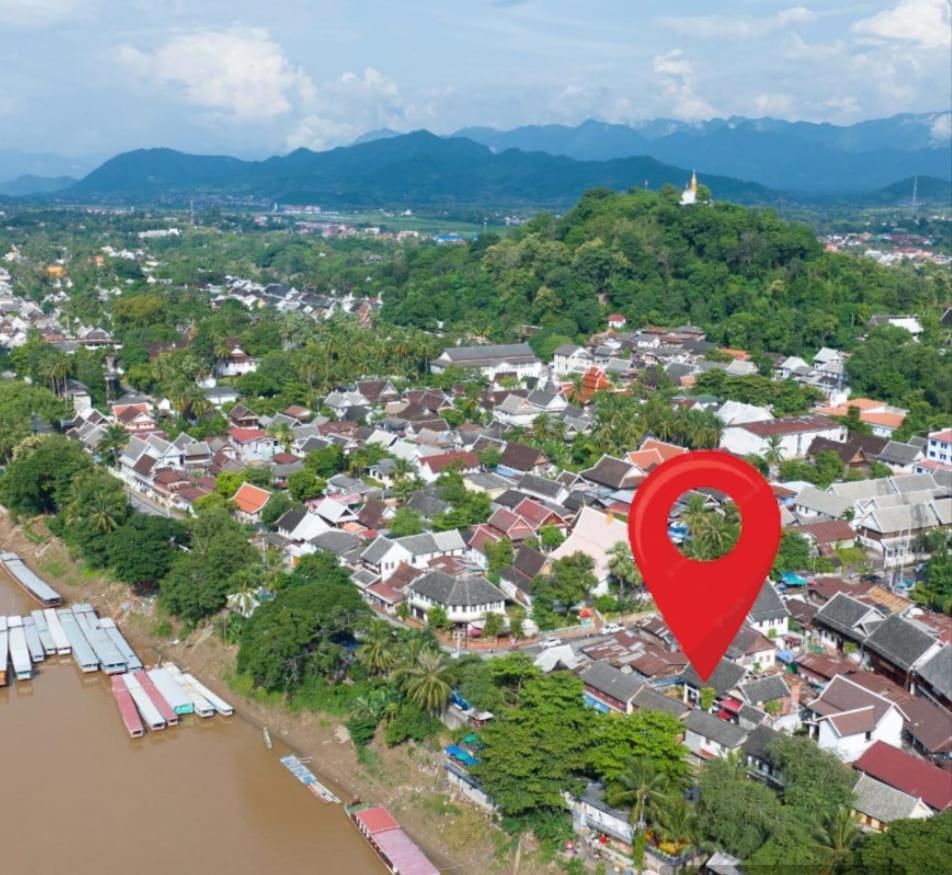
38;558;69;579
21;521;49;544
151;620;174;639
222;669;285;708
287;676;368;717
356;745;381;774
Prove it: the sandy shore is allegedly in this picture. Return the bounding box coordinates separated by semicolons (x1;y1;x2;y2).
0;510;556;874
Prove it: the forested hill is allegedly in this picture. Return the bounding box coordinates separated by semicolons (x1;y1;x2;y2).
380;187;947;359
63;131;770;207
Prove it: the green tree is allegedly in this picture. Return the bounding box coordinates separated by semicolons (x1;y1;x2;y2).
287;468;325;502
260;492;294;529
357;619;398;676
426;604;450;631
107;513;187;587
772;531;811;575
481;611;504;640
765;735;855;824
388;506;424;537
588;709;689;788
399;649;452;714
845;809;952;874
472;672;593;817
0;435;92;515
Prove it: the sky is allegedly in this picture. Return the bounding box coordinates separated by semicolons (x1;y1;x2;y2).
0;0;949;159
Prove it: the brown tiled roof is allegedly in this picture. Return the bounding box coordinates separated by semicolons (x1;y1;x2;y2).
499;442;546;472
738;415;839;437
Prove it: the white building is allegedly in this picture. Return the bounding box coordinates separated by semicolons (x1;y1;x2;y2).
407;570;506;626
432;343;544;381
720;415;846;460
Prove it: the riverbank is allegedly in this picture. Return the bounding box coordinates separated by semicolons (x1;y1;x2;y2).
0;510;558;874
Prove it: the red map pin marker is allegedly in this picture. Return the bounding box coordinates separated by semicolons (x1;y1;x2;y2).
627;451;781;682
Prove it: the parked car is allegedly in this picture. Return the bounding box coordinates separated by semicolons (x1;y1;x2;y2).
540;637;562;649
603;622;624;634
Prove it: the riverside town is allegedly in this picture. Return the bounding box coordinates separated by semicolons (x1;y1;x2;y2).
1;3;950;874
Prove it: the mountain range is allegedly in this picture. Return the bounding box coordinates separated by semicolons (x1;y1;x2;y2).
62;131;771;207
451;113;951;192
5;112;949;208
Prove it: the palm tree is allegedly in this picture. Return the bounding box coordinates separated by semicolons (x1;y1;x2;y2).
399;649;452;714
271;421;294;453
814;807;862;875
98;424;129;467
358;620;398;676
606;759;673;832
681;493;709;537
764;434;784;478
653;797;701;852
607;541;642;600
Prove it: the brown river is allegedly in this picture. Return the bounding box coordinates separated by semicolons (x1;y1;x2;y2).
0;572;381;875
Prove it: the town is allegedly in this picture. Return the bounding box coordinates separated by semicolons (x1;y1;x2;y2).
1;188;949;874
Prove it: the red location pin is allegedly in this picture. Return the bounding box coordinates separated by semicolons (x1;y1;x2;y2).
627;451;780;682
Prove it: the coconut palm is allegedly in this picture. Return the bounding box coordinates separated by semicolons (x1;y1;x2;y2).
653;797;702;852
399;649;452;714
358;620;398;676
814;807;862;875
606;759;673;831
98;423;129;467
607;541;642;599
271;421;294;453
763;434;784;477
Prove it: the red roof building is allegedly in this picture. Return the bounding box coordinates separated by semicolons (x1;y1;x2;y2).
853;741;952;811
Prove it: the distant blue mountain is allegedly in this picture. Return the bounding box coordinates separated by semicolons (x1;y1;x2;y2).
453;113;952;192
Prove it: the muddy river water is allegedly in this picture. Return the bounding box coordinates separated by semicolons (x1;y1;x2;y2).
0;571;381;875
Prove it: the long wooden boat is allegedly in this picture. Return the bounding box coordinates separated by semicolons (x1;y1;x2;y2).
110;675;145;738
0;552;61;607
346;802;439;875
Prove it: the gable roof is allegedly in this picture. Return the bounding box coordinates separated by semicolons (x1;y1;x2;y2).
685;711;748;748
499;442;546;472
580;454;641;489
580;661;644;703
814;592;883;639
748;581;788;623
681;658;746;695
739;674;790;705
854;741;952;811
865;614;937;672
916;645;952;701
233;482;271;515
852;773;927;824
409;570;505;607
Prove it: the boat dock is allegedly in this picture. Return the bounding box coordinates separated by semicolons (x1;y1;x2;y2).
0;552;62;607
162;663;215;717
120;672;166;730
57;609;99;672
0;618;8;686
99;618;142;671
146;668;193;716
72;604;126;674
110;675;145;738
21;617;45;663
30;610;57;656
280;755;342;804
42;609;71;655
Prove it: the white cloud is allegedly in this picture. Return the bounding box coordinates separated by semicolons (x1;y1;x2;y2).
752;93;795;117
653;50;717;120
287;67;437;150
116;28;314;122
657;7;815;39
851;0;951;51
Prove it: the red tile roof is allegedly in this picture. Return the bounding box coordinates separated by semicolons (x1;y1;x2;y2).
854;741;952;811
229;427;270;444
420;451;479;473
354;806;400;836
233;482;272;515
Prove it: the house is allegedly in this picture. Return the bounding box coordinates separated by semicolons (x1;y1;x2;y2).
229;428;276;463
276;507;331;543
204;385;241;409
418;451;480;484
432;343;544;381
498;442;549;476
914;645;952;712
228;403;260;429
684;711;748;761
680;659;746;705
925;428;952;466
807;433;889;470
852;492;951;568
215;340;257;377
726;624;777;670
553;344;593;377
812;592;884;653
566;782;634;856
806;676;904;761
863;614;940;689
497;544;547;607
742;724;783;786
851;773;933;831
854;741;952;812
747;582;789;637
579;662;644;714
791;486;852;521
815;399;907;437
550;507;630;595
114;403;158;434
407;570;506;627
786;519;856;556
875;439;925;473
579;455;642;491
720;415;846;460
232;483;272;525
